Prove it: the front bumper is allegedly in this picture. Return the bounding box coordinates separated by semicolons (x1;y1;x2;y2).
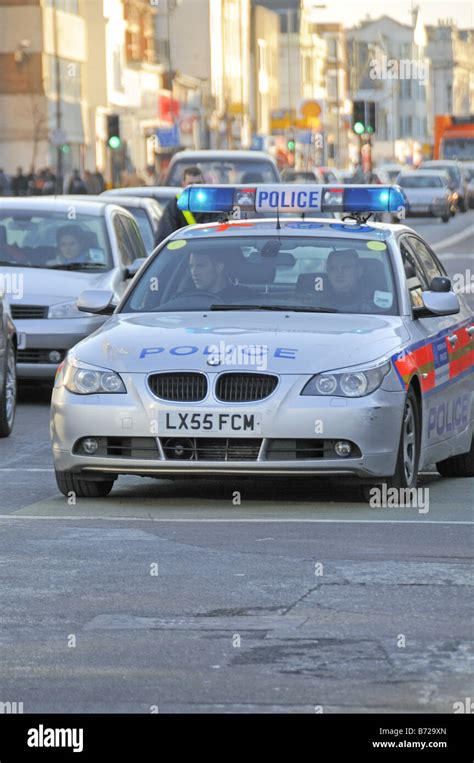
15;316;106;379
405;201;448;217
51;372;407;480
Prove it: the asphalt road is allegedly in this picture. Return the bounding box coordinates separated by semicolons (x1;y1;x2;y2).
0;212;472;713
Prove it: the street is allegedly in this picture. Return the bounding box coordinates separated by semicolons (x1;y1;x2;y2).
1;213;472;714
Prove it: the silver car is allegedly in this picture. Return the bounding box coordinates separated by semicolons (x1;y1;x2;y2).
50;200;474;497
162;150;281;185
65;194;162;254
0;290;17;435
0;198;147;379
396;170;452;222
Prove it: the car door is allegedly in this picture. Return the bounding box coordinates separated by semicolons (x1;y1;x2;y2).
402;233;473;453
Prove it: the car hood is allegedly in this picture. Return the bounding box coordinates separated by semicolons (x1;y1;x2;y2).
72;312;410;375
1;266;114;306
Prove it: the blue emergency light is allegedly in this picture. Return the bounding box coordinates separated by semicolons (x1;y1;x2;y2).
177;184;406;216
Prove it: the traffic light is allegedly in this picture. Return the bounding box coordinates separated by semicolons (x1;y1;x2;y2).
287;138;296;152
352;101;365;134
107;114;121;149
352;101;376;134
366;102;376;134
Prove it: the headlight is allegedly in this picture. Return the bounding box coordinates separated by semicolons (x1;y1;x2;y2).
302;361;390;397
63;359;126;394
48;301;92;319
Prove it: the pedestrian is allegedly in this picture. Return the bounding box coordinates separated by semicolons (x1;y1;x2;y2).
66;169;87;194
25;166;36;195
142;164;158;186
11;167;28;196
83;170;99;194
94;169;105;193
0;168;10;196
154;166;216;247
42;168;57;195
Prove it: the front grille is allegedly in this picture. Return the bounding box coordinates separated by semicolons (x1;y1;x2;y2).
266;439;362;460
215;373;278;402
11;305;48;320
161;437;262;461
18;349;64;364
74;437;159;459
148;372;207;401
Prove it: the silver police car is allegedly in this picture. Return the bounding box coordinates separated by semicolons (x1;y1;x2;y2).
0;198;147;379
50;184;474;497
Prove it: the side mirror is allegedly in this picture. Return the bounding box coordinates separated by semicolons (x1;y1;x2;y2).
77;289;115;315
124;258;146;279
419;290;460;317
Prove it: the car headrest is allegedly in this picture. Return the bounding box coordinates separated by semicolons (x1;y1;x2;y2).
82;230;99;249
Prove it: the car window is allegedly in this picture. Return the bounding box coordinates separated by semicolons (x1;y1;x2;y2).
167;159;280;186
399;237;428;309
0;211;111;271
405;236;444;284
113;215;138;266
127;208;154;253
398;175;443;188
121;234;399;316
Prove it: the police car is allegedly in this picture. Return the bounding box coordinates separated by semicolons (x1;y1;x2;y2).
50;184;474;497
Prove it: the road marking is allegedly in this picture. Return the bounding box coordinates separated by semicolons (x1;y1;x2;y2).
0;468;54;472
435;224;474;250
0;515;471;525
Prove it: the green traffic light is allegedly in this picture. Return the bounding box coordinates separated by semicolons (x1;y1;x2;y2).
353;121;365;135
61;144;70;154
366;125;374;134
287;139;295;152
108;136;121;149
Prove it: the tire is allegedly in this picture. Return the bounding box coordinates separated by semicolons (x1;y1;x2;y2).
55;470;115;498
0;342;17;437
436;436;474;478
459;197;467;213
441;213;450;223
361;387;421;501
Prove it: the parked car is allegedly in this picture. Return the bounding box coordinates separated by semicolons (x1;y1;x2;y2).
162;150;281;186
0;290;17;435
418;160;468;212
66;194;162;254
395;170;454;222
0;198;147;379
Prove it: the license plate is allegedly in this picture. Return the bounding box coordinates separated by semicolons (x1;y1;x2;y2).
17;332;27;350
158;410;262;435
411;205;428;212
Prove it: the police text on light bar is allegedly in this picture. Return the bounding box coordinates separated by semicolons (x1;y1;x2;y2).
177;184;407;217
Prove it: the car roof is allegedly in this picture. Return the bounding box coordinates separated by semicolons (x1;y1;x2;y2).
66;194;160;209
165;217;399;242
399;169;448;175
0;197;111;215
169;150;277;163
101;187;180;199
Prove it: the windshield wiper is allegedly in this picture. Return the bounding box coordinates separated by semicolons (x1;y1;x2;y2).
49;263;106;271
210;304;339;313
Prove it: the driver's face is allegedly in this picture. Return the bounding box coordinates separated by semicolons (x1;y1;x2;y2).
189;254;221;291
59;235;81;260
327;255;361;293
182;173;203;187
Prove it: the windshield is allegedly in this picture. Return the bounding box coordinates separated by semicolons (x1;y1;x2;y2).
129;208;154;252
0;211;112;271
442;138;474;162
398;175;443;188
166;159;280;186
422;164;460;183
121;235;398;316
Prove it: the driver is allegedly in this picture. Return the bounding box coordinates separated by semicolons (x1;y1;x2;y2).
188;251;250;301
319;249;372;310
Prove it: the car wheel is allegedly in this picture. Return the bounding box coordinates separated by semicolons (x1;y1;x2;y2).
436;436;474;478
0;342;17;437
361;387;420;502
55;470;115;498
459;198;467;213
441;213;450;223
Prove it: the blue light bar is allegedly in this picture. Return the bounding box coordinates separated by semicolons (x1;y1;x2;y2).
177;186;236;213
177;184;406;217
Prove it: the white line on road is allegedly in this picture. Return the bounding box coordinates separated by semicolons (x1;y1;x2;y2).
0;468;54;472
435;224;474;250
0;515;471;525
